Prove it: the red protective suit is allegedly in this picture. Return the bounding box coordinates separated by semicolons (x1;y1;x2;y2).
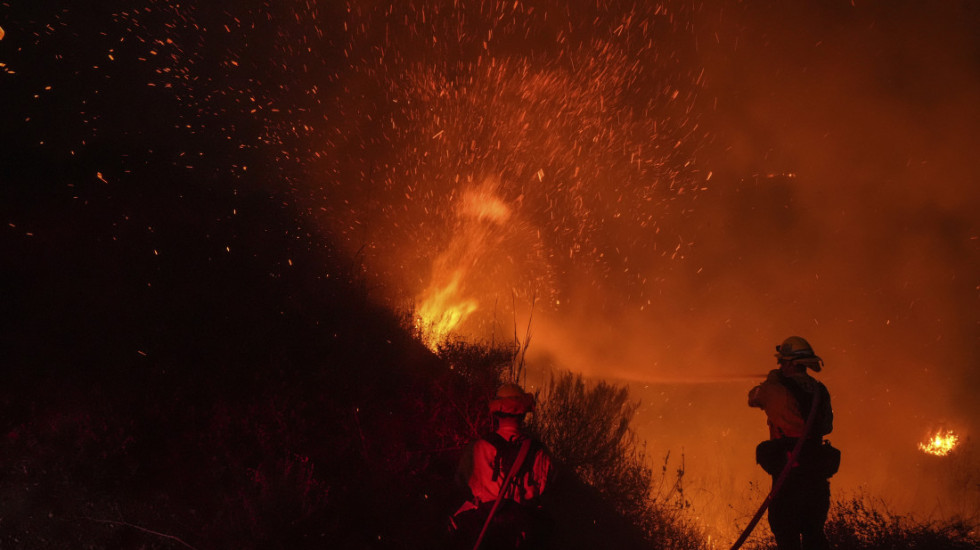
455;423;554;512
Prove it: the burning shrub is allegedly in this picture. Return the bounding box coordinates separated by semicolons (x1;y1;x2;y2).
919;429;961;457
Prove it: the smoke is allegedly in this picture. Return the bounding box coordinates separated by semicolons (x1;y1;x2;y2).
302;0;979;538
316;0;710;334
522;0;980;535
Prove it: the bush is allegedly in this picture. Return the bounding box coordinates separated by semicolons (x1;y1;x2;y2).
531;371;706;550
531;372;650;510
745;494;980;550
430;338;517;443
825;496;980;550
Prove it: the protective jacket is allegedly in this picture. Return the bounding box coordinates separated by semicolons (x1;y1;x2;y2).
455;423;554;513
748;369;833;440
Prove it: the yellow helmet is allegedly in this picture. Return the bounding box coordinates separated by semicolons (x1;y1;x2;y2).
775;336;823;371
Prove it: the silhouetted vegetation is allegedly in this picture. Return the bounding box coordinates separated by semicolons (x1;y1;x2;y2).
825;497;979;550
532;371;706;550
744;495;980;550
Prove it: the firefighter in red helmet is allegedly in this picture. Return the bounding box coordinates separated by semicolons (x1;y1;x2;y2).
749;336;839;550
449;383;555;549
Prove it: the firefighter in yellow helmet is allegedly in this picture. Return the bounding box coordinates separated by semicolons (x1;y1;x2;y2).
749;336;839;550
449;383;555;549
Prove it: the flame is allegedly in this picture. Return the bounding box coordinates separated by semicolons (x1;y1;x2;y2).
415;271;478;350
413;181;517;350
918;429;959;456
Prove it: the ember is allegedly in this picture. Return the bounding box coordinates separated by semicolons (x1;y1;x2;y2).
918;429;959;457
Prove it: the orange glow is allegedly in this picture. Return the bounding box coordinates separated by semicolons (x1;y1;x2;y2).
460;187;511;224
297;0;979;539
918;429;959;456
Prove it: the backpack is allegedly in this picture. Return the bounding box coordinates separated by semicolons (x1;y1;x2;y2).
483;433;542;497
757;373;840;478
776;372;833;437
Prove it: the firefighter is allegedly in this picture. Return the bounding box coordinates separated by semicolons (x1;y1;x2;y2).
449;383;555;549
748;336;837;550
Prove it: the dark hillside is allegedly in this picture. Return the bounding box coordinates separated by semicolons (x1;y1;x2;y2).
1;123;459;547
0;6;444;545
0;5;666;547
1;113;661;546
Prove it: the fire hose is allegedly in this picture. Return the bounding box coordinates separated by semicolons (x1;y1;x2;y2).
729;389;822;550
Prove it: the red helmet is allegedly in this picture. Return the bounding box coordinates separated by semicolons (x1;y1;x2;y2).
489;383;535;415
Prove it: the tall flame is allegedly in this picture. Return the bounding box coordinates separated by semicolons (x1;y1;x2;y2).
918;429;959;456
414;181;513;350
415;271;478;350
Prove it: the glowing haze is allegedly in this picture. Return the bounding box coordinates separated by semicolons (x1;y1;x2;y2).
113;0;979;540
313;3;980;542
308;0;979;539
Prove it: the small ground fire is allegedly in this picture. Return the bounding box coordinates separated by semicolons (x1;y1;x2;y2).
918;429;960;457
